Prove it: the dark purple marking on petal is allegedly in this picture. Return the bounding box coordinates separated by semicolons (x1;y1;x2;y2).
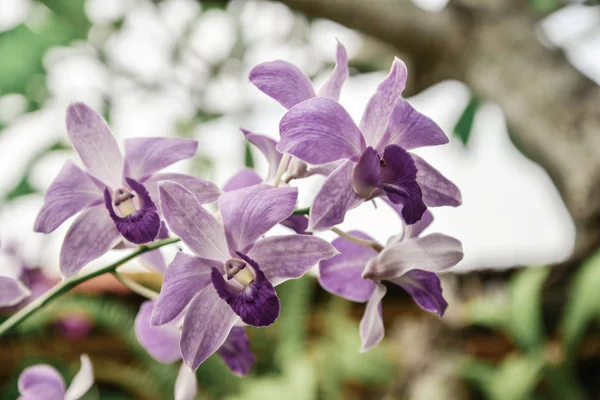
211;253;280;327
391;269;448;317
379;145;426;224
217;326;256;376
103;178;161;244
352;147;381;198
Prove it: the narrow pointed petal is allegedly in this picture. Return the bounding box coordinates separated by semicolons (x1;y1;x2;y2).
278;97;366;164
18;365;66;400
360;283;387;352
241;129;282;182
34;160;102;233
219;184;297;253
0;277;30;307
211;252;280;327
138;249;167;273
104;178;161;244
319;232;377;302
412;155;462;207
124;138;198;181
175;364;198;400
180;284;239;371
223;168;263;192
249;60;316;109
376;99;448;152
380;145;426;224
352;147;381;198
66;103;123;188
60;206;121;278
391;270;448;317
146;173;222;206
364;233;463;281
248;235;339;286
136;301;181;363
279;214;310;234
64;355;94;400
158;181;229;262
151;252;214;326
359;58;408;147
217;327;256;376
309;160;363;231
318;40;349;101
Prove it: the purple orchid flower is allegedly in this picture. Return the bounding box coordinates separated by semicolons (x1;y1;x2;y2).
34;103;221;278
17;355;94;400
135;300;255;379
319;208;463;351
151;182;338;370
277;58;461;231
0;276;30;307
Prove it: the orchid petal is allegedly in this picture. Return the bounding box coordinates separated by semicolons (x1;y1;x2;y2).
359;58;407;147
136;301;181;363
218;184;297;253
319;232;377;302
138;249;167;273
279;214;310;234
223;168;262;192
65;103;123;188
60;205;121;278
64;355;94;400
34;160;102;233
217;326;255;377
309;160;363;231
175;364;198;400
360;283;387;352
381;199;434;239
242;129;282;181
0;276;30;307
352;147;381;198
180;284;239;371
376;99;448;152
278;97;366;164
124;137;198;181
146;173;222;206
249;60;316;109
158;181;229;262
391;270;448;317
318;40;349;101
413;155;462;207
248;235;339;286
18;365;65;400
151;252;214;326
364;233;463;281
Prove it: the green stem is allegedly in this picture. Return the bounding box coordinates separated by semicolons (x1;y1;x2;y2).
0;237;180;337
292;207;310;215
112;272;160;300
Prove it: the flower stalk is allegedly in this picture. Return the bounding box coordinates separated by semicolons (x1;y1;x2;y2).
112;271;160;300
330;227;383;252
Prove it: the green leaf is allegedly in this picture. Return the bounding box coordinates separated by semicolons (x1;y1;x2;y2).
489;353;545;400
245;141;255;169
453;96;480;145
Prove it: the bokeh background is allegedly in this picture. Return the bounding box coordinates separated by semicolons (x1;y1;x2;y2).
1;0;600;398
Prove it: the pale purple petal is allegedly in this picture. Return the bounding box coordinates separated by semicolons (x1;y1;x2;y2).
403;209;434;239
413;155;462;207
363;233;463;281
18;365;65;400
151;252;214;326
0;276;30;307
146;173;222;206
64;354;94;400
158;181;229;262
278;97;366;164
242;129;282;181
223;169;263;192
34;160;102;233
376;99;448;152
60;205;121;278
309;160;363;231
138;249;167;273
217;327;255;376
352;147;381;198
279;214;310;234
124;137;198;181
360;283;387;352
248;235;339;286
317;40;349;101
249;60;316;109
136;301;181;363
180;284;239;371
218;184;297;253
391;270;448;317
319;232;377;302
65;103;123;188
359;58;408;147
175;364;197;400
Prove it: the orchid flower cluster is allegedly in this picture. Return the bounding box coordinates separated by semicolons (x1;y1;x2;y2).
2;41;463;399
